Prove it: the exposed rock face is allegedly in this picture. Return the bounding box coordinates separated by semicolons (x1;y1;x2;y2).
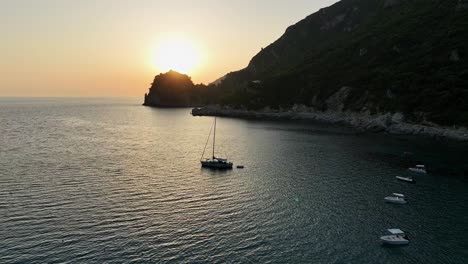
326;86;352;112
192;106;468;141
450;50;460;62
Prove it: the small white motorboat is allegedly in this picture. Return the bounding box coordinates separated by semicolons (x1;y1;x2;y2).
409;164;427;174
380;229;410;245
384;193;407;204
396;176;415;183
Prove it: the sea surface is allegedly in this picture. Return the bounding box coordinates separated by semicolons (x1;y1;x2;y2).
1;97;467;264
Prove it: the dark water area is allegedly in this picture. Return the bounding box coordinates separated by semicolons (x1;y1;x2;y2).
1;97;467;263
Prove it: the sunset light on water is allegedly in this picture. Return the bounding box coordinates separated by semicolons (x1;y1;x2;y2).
1;0;468;263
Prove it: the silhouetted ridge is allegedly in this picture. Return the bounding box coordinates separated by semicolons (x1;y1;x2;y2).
143;70;221;107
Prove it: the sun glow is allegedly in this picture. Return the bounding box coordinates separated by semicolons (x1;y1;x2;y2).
152;38;200;74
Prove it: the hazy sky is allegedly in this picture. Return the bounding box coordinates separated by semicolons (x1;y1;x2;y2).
1;0;338;97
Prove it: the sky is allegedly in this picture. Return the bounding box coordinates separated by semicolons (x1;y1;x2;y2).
0;0;338;97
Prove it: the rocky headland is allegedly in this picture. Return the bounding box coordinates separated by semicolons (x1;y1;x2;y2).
145;0;468;140
143;70;218;107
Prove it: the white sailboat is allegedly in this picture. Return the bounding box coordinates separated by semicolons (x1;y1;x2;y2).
200;117;233;169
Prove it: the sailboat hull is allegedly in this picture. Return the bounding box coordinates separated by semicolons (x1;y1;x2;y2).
201;160;233;169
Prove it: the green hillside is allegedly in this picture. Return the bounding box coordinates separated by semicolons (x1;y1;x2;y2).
217;0;468;126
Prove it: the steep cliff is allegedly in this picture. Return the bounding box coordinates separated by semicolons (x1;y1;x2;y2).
217;0;468;126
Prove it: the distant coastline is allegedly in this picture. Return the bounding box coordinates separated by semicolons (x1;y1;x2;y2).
191;105;468;142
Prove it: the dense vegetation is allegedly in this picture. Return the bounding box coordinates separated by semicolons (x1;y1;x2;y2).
217;0;468;126
145;0;468;126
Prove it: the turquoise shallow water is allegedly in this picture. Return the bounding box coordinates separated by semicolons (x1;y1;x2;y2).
0;97;467;263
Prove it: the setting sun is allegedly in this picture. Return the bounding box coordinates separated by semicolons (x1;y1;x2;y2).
153;38;200;74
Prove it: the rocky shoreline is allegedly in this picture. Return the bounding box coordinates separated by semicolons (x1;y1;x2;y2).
191;106;468;141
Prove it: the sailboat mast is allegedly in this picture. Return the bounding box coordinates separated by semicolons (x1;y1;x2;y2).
212;117;216;159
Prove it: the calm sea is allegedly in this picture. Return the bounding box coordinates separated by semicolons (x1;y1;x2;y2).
1;97;467;263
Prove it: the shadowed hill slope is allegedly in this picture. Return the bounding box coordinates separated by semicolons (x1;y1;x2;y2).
216;0;468;126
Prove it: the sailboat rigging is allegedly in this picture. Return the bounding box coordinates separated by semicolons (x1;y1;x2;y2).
200;117;233;169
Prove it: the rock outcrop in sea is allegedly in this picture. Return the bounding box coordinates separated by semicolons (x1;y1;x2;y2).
143;70;221;107
143;70;195;107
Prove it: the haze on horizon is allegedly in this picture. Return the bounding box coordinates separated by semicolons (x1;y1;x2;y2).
1;0;338;97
